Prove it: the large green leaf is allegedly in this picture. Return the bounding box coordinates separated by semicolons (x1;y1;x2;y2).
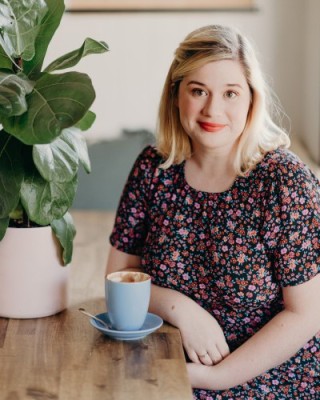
51;212;76;265
0;44;11;70
62;127;91;173
0;215;9;240
2;72;96;145
23;0;65;78
0;72;33;117
0;131;24;218
45;38;109;73
0;0;48;62
33;136;79;183
75;110;96;131
20;169;78;226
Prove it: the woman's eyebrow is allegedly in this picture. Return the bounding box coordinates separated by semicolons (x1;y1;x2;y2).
187;80;206;86
187;81;244;89
226;83;244;89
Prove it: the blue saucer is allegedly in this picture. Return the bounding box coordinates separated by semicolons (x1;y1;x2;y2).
90;312;163;341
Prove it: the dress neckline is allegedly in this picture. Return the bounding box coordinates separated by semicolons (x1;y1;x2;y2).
180;161;241;197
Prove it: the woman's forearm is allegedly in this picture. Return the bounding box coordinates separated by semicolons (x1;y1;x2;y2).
189;308;319;390
149;284;197;327
149;284;231;366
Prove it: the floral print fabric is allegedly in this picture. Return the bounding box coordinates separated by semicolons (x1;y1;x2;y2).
110;146;320;399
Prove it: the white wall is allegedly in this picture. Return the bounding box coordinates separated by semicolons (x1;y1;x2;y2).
301;0;320;162
46;0;309;145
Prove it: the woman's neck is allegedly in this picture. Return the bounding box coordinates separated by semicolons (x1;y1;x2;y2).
184;145;238;193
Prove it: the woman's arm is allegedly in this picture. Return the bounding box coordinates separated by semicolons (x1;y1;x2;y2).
106;245;141;275
106;246;230;364
150;283;230;364
187;273;320;390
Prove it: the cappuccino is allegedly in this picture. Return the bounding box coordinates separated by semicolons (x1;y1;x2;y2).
108;271;149;283
105;271;151;331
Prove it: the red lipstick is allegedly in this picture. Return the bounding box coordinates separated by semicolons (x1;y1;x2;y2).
199;122;226;132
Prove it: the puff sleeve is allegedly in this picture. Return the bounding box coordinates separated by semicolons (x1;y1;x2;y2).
262;154;320;287
109;145;160;255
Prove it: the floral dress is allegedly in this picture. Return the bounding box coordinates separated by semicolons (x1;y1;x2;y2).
110;145;320;399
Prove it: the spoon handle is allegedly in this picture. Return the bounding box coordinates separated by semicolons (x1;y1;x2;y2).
78;308;111;329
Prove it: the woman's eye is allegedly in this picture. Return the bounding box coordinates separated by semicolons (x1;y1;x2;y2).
225;90;238;99
191;88;207;97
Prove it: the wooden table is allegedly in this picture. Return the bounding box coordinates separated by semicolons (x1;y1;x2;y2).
0;211;193;400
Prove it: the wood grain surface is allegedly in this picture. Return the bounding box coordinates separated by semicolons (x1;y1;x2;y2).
0;211;193;400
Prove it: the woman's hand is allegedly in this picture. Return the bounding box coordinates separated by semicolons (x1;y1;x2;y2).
187;274;320;390
148;279;230;366
178;304;230;366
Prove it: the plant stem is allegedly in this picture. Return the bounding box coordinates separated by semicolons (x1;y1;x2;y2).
23;209;30;228
13;57;22;73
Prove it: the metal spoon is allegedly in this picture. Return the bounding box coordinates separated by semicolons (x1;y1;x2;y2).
78;307;112;329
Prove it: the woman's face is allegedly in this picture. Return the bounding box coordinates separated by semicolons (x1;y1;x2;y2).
177;59;251;154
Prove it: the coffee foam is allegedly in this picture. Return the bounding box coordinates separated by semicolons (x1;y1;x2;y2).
108;271;149;283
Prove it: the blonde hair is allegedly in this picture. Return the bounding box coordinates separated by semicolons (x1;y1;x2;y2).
156;25;290;175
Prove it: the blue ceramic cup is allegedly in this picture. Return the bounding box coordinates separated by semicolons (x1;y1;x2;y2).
105;271;151;331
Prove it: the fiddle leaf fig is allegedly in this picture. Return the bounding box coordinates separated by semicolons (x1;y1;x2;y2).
0;216;9;240
51;212;76;265
62;127;91;173
0;72;34;117
20;170;78;226
0;0;108;264
45;38;109;73
0;131;23;218
0;0;48;62
23;0;65;78
75;110;96;131
0;44;11;69
2;72;95;145
33;137;79;183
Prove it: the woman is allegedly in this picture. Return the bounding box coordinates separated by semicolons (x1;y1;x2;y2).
106;25;320;399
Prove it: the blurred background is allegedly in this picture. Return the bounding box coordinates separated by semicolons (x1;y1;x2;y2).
48;0;320;209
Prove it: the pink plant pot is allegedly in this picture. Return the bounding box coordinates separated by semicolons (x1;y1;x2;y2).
0;226;70;318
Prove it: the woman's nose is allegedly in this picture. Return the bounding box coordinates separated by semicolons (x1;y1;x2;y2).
202;95;222;117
